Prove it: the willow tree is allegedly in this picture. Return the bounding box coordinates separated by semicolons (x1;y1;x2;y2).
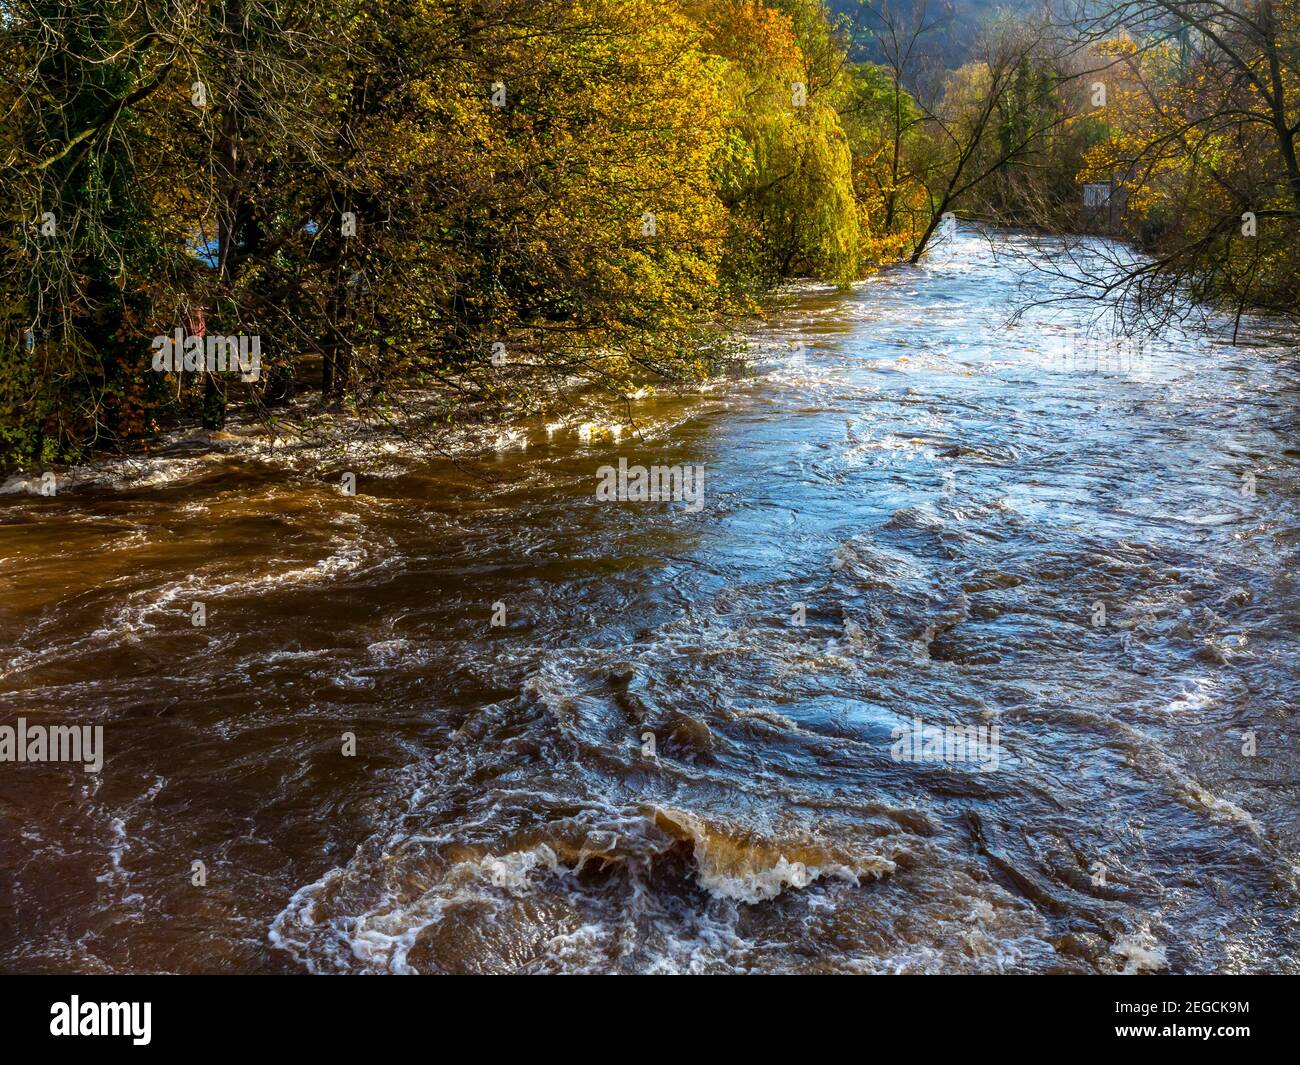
694;0;863;288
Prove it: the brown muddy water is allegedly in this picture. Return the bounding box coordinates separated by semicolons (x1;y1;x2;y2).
2;229;1300;974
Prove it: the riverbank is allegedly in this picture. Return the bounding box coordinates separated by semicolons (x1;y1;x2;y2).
0;355;744;497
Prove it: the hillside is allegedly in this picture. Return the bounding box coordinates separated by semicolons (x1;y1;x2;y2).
829;0;1044;67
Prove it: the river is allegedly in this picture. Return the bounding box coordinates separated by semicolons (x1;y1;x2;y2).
3;227;1299;974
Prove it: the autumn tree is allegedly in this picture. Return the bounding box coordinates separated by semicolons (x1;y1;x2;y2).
1056;0;1300;331
0;0;920;465
693;0;863;287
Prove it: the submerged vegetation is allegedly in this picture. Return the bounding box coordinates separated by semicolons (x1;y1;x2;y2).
2;0;1298;467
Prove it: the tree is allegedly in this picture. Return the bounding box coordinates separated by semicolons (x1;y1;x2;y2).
0;0;194;461
1056;0;1300;332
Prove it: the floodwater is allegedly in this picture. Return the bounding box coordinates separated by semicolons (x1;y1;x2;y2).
2;228;1299;974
